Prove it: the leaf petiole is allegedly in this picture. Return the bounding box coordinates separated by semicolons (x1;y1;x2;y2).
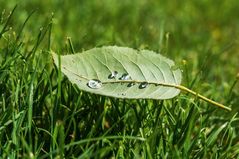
151;82;231;111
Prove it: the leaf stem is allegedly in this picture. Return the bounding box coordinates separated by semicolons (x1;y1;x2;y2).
169;84;231;111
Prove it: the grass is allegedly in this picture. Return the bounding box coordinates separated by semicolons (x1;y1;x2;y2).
0;1;239;158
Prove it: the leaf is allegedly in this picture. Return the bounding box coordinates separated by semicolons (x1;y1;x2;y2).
52;46;231;111
52;46;182;100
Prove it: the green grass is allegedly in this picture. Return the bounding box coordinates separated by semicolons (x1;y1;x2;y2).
0;1;239;158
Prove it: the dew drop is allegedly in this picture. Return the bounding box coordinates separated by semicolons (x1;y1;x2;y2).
139;82;148;89
87;79;102;89
121;93;126;96
108;71;118;79
117;93;126;96
127;83;135;87
119;73;130;80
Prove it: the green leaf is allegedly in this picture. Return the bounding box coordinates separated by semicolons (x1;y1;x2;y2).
52;46;181;100
52;46;231;111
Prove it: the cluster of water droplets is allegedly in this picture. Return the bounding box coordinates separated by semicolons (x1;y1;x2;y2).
87;71;149;90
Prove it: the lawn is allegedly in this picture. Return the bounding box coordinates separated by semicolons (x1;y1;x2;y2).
0;0;239;158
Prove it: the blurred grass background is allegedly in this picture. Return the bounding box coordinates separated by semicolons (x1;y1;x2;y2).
2;0;239;79
0;0;239;158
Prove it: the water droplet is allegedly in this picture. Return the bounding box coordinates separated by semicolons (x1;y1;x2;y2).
121;93;126;96
108;71;118;79
87;79;102;89
127;83;135;87
117;93;126;96
139;82;148;89
119;73;130;80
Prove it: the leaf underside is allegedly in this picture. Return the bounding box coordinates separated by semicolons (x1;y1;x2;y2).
52;46;182;100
